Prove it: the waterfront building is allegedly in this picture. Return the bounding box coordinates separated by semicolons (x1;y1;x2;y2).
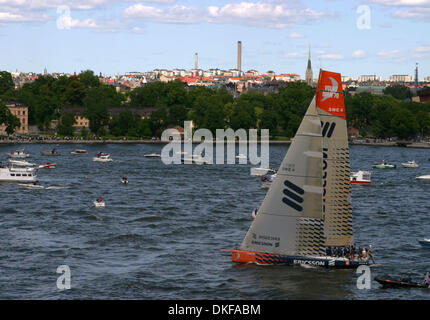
0;103;28;135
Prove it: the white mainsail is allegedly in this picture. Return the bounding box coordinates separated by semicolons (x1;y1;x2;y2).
239;69;352;258
239;97;326;257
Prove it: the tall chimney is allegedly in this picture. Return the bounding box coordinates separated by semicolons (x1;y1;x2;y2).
195;53;198;70
237;41;242;72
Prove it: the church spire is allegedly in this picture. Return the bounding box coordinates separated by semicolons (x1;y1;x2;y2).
305;45;313;86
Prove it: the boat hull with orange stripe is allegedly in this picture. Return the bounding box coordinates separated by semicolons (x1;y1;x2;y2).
231;249;372;268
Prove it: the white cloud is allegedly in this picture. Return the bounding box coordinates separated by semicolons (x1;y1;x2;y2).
0;11;48;22
284;52;305;58
352;50;366;58
368;0;430;6
319;53;343;60
206;1;333;28
367;0;430;21
377;49;406;62
288;32;303;38
377;49;401;58
123;4;203;23
0;0;110;10
413;45;430;58
392;7;430;19
59;16;99;29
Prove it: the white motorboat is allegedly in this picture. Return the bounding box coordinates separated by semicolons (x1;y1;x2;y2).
181;154;209;165
94;198;105;207
9;159;36;167
38;163;56;169
8;150;30;158
41;149;60;156
71;149;88;155
350;170;371;185
416;175;430;180
260;173;277;189
93;153;113;162
236;153;247;159
250;167;276;177
402;160;419;168
144;153;161;158
19;183;45;189
0;165;37;182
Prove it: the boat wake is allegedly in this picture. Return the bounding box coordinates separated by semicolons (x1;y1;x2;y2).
18;184;70;190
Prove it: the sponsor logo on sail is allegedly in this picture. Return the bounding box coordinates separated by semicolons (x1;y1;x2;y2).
321;77;340;101
321;121;336;138
282;180;304;212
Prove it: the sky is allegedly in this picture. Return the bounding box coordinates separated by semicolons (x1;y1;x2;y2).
0;0;429;80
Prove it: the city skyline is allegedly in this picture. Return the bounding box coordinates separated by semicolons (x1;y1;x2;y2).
1;0;429;79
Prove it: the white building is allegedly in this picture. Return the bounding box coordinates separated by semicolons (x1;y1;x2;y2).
341;76;355;82
358;75;381;82
389;75;413;82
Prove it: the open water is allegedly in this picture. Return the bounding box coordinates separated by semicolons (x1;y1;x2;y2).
0;143;429;299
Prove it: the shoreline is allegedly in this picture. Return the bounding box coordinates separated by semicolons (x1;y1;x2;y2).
0;139;287;145
1;139;430;148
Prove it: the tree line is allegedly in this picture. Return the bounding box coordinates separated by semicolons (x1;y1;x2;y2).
1;69;429;140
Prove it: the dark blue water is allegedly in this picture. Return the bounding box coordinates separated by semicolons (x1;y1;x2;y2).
0;143;429;299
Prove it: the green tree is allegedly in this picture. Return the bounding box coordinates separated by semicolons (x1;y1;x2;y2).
57;113;76;136
0;71;15;101
390;109;418;139
78;70;100;88
84;85;122;134
260;110;278;136
109;110;141;136
383;85;412;101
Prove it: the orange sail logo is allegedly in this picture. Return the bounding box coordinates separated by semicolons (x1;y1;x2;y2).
316;70;345;119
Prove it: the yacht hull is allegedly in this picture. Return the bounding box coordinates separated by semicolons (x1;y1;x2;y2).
231;250;372;268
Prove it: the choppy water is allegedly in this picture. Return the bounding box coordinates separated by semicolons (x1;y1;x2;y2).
0;143;430;300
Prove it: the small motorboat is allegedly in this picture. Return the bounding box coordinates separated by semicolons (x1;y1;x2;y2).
375;277;430;289
71;149;88;155
38;163;56;169
144;153;161;158
181;154;209;165
260;173;277;189
402;160;419;168
372;160;396;169
41;149;60;156
418;238;430;247
9;159;36;167
236;153;247;160
121;176;128;184
93;153;113;162
19;183;45;190
251;208;259;219
94;198;105;207
8;150;30;158
350;170;371;185
250;167;276;177
416;175;430;180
